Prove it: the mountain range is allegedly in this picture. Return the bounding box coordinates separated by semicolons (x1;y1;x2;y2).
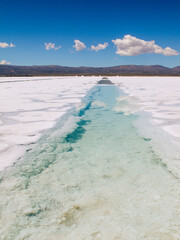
1;65;180;76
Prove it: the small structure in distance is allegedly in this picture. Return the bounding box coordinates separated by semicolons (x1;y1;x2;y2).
97;77;114;85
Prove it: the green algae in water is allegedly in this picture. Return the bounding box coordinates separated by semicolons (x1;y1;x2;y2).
0;85;180;240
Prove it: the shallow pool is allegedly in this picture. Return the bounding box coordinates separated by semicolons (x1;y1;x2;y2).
0;85;180;240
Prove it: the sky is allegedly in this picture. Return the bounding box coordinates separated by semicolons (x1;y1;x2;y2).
0;0;180;67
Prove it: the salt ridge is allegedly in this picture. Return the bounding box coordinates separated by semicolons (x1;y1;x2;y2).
0;76;98;171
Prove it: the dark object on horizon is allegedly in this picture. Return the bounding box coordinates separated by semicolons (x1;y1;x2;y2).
1;65;180;76
97;77;114;85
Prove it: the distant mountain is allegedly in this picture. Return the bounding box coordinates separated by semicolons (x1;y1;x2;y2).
0;65;180;76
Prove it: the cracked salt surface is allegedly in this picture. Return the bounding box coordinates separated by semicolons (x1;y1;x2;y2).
0;76;97;170
0;84;180;240
0;77;180;239
112;76;180;177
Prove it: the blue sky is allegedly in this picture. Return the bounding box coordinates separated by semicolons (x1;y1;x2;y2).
1;0;180;67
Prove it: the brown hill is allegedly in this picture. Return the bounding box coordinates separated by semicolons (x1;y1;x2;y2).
0;65;180;76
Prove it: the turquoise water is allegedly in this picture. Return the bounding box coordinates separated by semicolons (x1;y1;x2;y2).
0;85;180;240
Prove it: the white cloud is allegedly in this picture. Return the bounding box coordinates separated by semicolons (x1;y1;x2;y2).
112;35;179;56
0;60;11;65
0;42;15;48
91;42;108;52
73;40;86;51
10;43;15;48
44;42;61;50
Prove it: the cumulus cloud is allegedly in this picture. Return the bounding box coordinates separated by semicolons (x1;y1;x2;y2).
112;35;179;56
0;42;15;48
0;60;11;65
44;42;61;50
73;40;86;51
91;42;108;52
10;43;15;48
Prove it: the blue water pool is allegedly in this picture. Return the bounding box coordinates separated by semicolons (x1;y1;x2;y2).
0;85;180;240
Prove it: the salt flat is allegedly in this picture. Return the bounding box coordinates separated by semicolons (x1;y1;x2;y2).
1;82;180;240
0;76;180;175
0;76;97;171
112;77;180;176
114;77;180;135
